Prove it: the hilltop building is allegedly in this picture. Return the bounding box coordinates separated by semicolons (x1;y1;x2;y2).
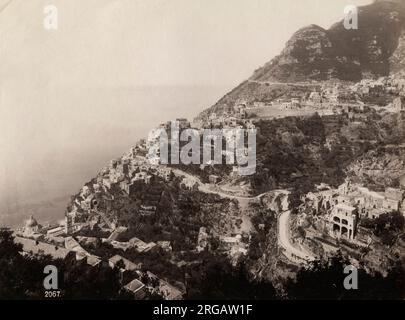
329;204;358;240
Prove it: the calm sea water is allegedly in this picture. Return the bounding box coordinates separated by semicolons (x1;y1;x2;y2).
0;85;228;227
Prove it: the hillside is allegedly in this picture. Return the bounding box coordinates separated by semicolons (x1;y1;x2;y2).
197;0;405;120
60;0;405;293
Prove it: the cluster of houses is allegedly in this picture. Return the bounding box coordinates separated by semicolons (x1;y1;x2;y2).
300;180;405;242
237;77;405;119
65;144;177;233
103;233;171;254
244;85;354;113
205;102;257;130
14;215;184;299
200;76;405;130
155;118;191;131
15;217;111;272
196;227;248;264
103;158;172;195
66;127;250;236
350;76;404;96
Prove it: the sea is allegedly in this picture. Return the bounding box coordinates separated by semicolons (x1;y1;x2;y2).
0;85;228;227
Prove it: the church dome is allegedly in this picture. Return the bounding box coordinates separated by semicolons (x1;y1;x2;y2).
25;215;38;228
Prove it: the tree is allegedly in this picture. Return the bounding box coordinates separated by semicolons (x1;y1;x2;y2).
186;254;278;300
285;254;405;300
361;212;405;246
0;228;127;300
0;228;27;299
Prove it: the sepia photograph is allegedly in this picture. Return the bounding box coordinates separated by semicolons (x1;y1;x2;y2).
0;0;404;307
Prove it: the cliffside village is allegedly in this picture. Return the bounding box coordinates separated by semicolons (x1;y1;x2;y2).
11;74;405;296
13;212;184;300
13;130;251;299
201;74;405;126
198;74;405;268
12;146;194;299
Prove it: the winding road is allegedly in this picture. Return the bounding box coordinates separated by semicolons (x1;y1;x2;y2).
171;167;270;201
174;166;315;262
247;80;319;87
139;157;316;262
175;167;316;262
278;210;315;262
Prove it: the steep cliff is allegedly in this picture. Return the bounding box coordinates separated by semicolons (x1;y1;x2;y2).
254;0;405;82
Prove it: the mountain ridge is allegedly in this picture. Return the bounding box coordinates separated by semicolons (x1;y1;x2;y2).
252;0;405;83
196;0;405;120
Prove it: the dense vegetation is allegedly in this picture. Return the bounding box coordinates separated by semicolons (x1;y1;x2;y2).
0;228;127;300
285;254;405;300
1;229;403;300
361;211;405;246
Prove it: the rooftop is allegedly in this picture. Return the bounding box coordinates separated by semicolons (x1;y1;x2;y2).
335;203;357;213
15;236;73;260
109;255;141;271
124;279;145;294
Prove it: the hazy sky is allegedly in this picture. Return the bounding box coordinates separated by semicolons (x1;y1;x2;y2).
0;0;372;87
0;0;374;223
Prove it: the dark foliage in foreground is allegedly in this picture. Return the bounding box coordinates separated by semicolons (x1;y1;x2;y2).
1;229;404;300
284;254;405;300
185;253;278;300
0;228;127;300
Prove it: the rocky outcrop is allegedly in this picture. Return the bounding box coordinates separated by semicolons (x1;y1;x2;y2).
254;0;405;82
196;0;405;120
346;146;405;189
252;25;335;82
